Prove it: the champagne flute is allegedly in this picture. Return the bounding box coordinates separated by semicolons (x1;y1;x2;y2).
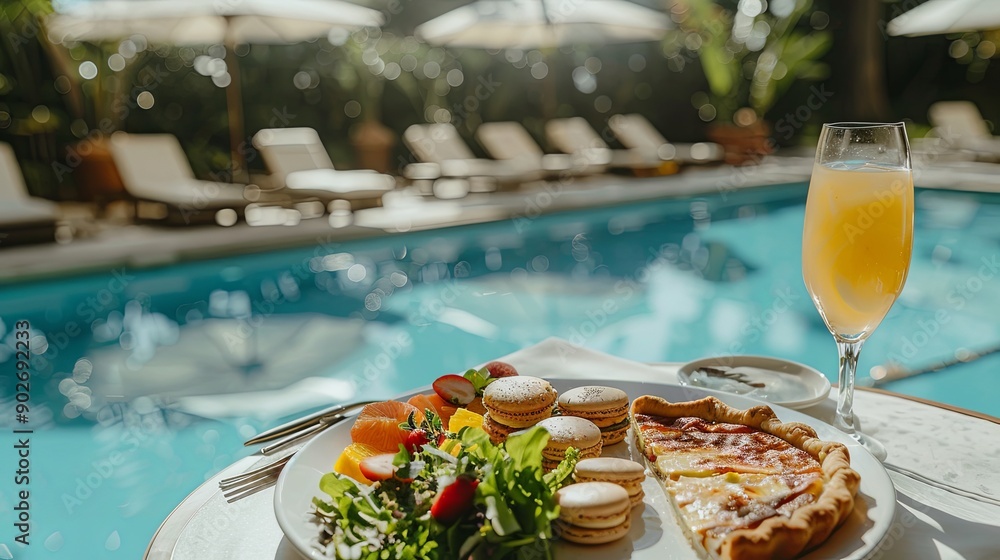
802;122;914;461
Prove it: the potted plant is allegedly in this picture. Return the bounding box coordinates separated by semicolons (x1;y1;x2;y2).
667;0;831;163
329;30;468;174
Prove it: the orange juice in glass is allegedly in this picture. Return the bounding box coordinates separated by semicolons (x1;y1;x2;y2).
803;164;914;336
802;122;913;460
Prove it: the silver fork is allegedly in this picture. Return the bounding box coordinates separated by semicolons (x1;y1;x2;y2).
219;455;293;502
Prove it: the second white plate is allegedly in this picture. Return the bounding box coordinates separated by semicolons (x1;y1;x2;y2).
677;356;832;409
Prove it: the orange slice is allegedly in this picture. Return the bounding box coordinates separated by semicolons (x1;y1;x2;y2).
407;393;458;429
350;400;424;453
449;408;485;434
334;442;380;484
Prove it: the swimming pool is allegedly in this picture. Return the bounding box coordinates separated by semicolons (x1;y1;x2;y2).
2;182;999;558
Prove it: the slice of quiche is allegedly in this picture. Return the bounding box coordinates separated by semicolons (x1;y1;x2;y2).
631;395;860;560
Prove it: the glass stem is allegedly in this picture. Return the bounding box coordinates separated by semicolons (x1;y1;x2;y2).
834;338;865;434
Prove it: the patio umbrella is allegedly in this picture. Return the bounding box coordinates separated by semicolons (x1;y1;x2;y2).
415;0;670;50
414;0;669;117
46;0;384;182
887;0;1000;36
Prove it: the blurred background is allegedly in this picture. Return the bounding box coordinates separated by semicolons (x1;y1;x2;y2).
3;0;997;199
2;2;1000;556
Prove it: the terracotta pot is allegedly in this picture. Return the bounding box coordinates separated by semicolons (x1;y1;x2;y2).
350;120;396;174
707;121;773;165
71;137;125;202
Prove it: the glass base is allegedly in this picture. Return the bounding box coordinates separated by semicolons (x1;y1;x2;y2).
833;412;887;460
846;430;887;462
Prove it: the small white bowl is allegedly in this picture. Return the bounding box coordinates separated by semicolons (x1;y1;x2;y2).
677;356;831;410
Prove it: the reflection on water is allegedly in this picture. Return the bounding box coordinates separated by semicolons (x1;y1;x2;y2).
87;313;365;401
1;183;999;556
4;183;999;418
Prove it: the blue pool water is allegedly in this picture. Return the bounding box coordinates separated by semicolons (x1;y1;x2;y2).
2;182;999;558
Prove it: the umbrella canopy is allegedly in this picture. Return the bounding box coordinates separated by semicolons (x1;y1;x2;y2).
887;0;1000;36
415;0;670;50
46;0;383;45
46;0;384;182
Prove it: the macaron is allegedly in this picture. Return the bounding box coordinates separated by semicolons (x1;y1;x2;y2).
482;376;556;428
554;482;632;545
574;457;646;507
535;416;603;470
482;412;520;444
557;386;630;446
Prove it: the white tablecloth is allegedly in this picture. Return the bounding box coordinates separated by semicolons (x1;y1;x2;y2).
148;338;1000;560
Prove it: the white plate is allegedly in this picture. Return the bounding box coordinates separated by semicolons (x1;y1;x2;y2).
677;356;832;410
274;380;894;560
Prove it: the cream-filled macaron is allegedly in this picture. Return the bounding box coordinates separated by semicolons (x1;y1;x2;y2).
555;482;632;545
535;416;603;470
482;376;556;428
574;457;646;507
482;412;520;444
557;386;630;445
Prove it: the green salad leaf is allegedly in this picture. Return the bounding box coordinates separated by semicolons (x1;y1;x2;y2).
463;367;495;395
312;424;579;560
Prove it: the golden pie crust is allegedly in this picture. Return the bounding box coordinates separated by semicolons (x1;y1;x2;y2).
631;395;860;560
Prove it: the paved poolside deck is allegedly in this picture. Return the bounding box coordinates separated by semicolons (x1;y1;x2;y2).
3;154;997;283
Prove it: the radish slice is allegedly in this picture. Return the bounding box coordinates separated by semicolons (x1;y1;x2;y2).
358;453;398;481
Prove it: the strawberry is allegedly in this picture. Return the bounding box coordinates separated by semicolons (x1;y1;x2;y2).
484;361;518;378
405;429;431;454
433;375;477;406
430;474;480;525
358;453;398;482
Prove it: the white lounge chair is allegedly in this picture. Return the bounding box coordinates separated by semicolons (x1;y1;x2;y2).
928;101;1000;161
0;142;58;245
403;123;542;188
608;114;723;165
109;132;252;225
252;127;394;209
545;117;664;172
475;121;596;177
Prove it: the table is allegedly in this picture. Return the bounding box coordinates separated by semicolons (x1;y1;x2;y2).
145;339;1000;560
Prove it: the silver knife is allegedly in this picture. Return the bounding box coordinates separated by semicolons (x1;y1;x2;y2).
244;400;378;447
